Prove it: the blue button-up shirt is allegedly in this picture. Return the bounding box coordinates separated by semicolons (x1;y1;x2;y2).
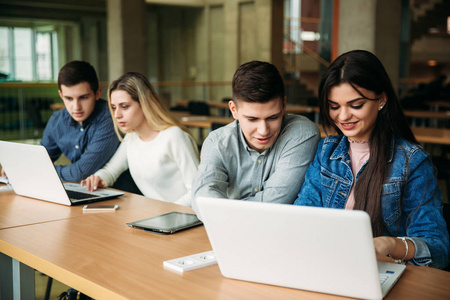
192;114;320;217
295;135;449;269
41;99;120;182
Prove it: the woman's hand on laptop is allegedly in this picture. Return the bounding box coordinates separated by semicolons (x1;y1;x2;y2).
81;175;106;192
374;236;415;262
374;236;395;259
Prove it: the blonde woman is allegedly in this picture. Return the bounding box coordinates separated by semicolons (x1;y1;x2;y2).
81;72;199;206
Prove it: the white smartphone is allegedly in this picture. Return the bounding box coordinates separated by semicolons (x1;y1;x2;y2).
82;204;119;211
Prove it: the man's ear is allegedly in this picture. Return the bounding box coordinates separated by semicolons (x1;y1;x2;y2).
58;90;64;101
95;87;102;101
229;100;239;119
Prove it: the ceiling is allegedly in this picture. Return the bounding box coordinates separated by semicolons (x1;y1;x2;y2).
0;0;107;21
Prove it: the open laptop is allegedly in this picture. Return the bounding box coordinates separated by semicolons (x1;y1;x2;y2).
196;197;406;300
0;141;123;206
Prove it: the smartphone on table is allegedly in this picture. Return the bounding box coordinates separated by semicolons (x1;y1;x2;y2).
82;204;119;211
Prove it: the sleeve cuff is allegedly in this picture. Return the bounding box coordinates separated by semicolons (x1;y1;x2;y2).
405;237;433;266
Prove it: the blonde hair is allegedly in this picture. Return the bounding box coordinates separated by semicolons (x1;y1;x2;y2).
108;72;190;141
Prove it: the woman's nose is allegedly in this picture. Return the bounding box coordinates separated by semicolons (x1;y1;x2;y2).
338;107;351;121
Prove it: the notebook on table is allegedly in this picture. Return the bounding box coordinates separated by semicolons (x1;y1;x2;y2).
196;197;406;300
0;141;123;206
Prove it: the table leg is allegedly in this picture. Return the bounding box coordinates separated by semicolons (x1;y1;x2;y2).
0;253;35;300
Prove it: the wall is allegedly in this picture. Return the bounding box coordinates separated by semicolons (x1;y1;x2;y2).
146;0;282;105
338;0;402;91
338;0;376;53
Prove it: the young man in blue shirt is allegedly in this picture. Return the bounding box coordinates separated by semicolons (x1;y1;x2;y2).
40;61;120;183
192;61;320;218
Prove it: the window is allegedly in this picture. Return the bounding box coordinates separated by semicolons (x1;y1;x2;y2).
14;28;34;81
36;32;54;81
0;26;58;82
0;27;10;80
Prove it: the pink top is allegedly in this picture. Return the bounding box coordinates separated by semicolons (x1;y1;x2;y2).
345;140;370;210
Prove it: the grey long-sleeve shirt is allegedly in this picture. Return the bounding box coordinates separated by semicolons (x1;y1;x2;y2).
192;114;320;218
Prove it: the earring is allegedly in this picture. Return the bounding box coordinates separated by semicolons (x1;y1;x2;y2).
379;105;384;110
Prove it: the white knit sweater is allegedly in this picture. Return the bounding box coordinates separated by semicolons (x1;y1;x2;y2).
95;126;199;206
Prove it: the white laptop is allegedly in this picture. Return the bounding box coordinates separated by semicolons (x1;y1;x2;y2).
0;141;123;206
196;197;406;300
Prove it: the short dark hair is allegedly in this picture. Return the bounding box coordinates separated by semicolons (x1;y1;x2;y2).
232;61;284;103
58;61;99;93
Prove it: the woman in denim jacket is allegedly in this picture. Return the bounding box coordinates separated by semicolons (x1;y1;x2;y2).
294;50;449;269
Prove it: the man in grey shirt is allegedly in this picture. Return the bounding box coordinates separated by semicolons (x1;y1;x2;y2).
192;61;320;218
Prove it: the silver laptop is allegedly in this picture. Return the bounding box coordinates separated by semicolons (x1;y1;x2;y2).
196;197;406;300
0;141;123;206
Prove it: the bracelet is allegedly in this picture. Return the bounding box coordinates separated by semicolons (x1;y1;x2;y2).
390;237;408;264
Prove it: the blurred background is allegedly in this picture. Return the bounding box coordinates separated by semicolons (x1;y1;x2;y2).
0;0;448;141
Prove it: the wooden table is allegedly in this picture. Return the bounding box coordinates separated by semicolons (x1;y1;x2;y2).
427;101;450;111
403;110;450;127
0;189;84;229
173;111;319;131
173;111;450;146
172;111;234;129
1;192;450;299
411;127;450;145
0;187;167;230
403;110;450;119
319;126;450;146
173;100;320;122
171;111;234;142
174;99;320;113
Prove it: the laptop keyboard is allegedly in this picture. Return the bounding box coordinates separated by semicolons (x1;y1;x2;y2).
66;190;99;201
379;273;390;285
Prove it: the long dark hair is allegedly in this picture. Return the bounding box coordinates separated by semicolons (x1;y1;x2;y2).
319;50;417;236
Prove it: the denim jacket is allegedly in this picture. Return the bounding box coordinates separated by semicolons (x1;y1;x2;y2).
294;135;449;269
